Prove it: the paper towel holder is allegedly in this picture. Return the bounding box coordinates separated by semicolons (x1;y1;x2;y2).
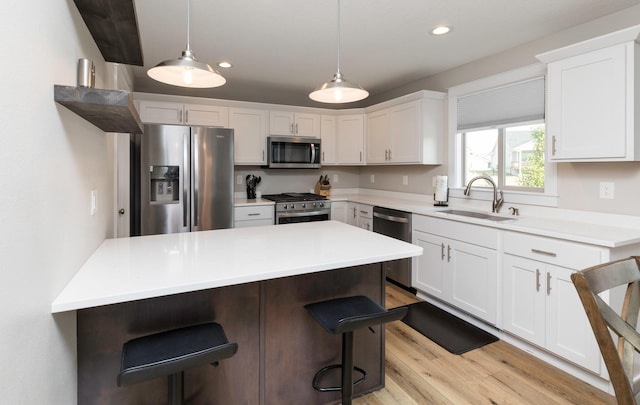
434;188;449;206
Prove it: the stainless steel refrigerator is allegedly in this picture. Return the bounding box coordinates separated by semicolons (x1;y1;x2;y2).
131;124;234;236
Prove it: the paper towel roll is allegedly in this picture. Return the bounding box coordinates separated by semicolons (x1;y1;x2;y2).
434;176;448;202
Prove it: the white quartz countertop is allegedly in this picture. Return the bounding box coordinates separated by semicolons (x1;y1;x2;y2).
329;193;640;248
51;221;422;313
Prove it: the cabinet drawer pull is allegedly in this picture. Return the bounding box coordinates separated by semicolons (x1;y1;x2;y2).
536;269;541;292
247;213;261;216
546;272;552;296
531;248;557;257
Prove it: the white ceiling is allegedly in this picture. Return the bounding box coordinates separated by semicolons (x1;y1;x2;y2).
131;0;639;107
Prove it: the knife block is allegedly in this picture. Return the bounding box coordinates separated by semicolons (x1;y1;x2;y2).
314;181;330;197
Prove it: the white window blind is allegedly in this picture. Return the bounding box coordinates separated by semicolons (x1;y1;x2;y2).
457;77;545;131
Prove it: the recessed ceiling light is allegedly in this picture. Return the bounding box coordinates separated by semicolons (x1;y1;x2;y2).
431;25;452;36
217;61;233;69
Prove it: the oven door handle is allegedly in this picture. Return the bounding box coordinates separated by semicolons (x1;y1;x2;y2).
277;210;330;219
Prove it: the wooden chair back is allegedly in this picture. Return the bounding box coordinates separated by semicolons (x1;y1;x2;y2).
571;256;640;405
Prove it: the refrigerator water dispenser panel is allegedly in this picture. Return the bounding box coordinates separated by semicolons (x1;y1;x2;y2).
149;165;179;203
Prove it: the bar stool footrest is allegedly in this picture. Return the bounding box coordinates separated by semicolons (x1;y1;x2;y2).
312;364;367;392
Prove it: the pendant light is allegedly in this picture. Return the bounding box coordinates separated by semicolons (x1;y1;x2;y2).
147;0;225;88
309;0;368;103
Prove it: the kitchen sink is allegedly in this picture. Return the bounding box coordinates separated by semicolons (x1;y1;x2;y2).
439;209;515;222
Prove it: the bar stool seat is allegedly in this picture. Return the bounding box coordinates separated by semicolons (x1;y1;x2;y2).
117;322;237;405
305;295;407;405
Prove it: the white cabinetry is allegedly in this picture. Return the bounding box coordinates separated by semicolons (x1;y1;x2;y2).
138;100;229;127
234;205;274;228
502;231;604;373
230;108;268;165
537;26;640;161
336;115;365;165
366;93;444;165
269;111;320;137
346;203;373;230
412;215;498;324
330;201;348;223
320;115;337;164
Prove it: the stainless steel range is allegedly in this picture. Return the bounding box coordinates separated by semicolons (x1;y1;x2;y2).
262;193;331;225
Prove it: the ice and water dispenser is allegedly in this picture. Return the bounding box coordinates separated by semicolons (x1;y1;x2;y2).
149;166;179;203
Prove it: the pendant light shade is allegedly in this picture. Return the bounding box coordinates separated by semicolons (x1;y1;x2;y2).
147;0;225;88
309;0;368;104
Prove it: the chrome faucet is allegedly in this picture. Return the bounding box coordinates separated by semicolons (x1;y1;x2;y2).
464;175;504;213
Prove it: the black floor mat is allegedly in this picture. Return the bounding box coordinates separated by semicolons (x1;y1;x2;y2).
399;301;499;355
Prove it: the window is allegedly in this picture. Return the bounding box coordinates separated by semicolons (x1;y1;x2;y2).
448;64;557;206
461;122;545;192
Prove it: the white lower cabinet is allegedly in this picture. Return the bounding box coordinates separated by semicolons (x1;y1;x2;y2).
234;205;274;228
345;203;372;230
412;215;498;324
330;201;348;223
502;232;603;373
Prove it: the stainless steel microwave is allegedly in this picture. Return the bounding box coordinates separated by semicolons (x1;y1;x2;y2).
267;136;321;169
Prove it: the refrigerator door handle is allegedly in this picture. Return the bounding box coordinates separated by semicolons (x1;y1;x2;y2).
183;132;189;228
192;132;199;228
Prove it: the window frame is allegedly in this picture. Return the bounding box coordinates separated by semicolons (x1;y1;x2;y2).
447;63;558;207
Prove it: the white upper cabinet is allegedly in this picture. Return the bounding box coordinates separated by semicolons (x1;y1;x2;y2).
365;92;445;165
320;115;337;164
336;114;365;165
138;100;229;127
537;25;640;162
230;108;268;165
269;111;320;137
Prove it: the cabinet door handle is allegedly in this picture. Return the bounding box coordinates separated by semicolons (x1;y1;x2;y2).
322;151;325;161
178;109;183;123
389;149;392;161
535;269;541;292
531;249;557;257
552;136;557;156
440;243;445;261
546;272;552;296
447;245;452;262
360;151;362;162
185;110;189;124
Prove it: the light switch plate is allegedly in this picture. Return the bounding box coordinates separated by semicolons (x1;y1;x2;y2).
599;182;614;199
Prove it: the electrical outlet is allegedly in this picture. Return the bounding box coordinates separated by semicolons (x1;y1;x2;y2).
402;176;409;186
236;175;243;185
432;176;437;187
90;189;98;216
370;174;375;183
599;182;614;199
333;174;339;183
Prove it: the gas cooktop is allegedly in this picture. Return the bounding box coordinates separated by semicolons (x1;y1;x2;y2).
262;192;327;203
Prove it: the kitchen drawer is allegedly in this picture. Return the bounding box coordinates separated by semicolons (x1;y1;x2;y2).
234;218;273;228
357;204;373;219
413;214;498;249
235;205;274;221
503;231;603;269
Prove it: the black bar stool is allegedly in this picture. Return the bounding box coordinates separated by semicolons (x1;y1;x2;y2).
305;295;407;405
117;322;238;405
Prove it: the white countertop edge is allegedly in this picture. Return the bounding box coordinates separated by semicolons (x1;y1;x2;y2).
51;221;422;313
327;190;640;248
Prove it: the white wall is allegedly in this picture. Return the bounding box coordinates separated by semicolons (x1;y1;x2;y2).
0;1;113;403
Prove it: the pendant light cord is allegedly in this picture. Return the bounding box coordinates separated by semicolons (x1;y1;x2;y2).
336;0;341;74
186;0;191;52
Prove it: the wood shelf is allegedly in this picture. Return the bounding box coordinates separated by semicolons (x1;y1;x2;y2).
54;85;143;133
73;0;143;66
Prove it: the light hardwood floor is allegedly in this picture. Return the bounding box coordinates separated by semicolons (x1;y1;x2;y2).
353;283;616;405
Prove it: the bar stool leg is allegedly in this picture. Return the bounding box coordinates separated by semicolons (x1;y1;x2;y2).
342;331;354;405
168;372;184;405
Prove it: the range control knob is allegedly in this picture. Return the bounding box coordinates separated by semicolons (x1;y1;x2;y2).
319;202;324;208
312;202;317;208
302;203;306;208
283;204;288;210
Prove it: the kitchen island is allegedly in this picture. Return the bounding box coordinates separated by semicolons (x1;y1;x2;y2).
52;221;422;404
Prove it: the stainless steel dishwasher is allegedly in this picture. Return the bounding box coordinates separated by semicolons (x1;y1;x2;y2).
372;206;416;294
